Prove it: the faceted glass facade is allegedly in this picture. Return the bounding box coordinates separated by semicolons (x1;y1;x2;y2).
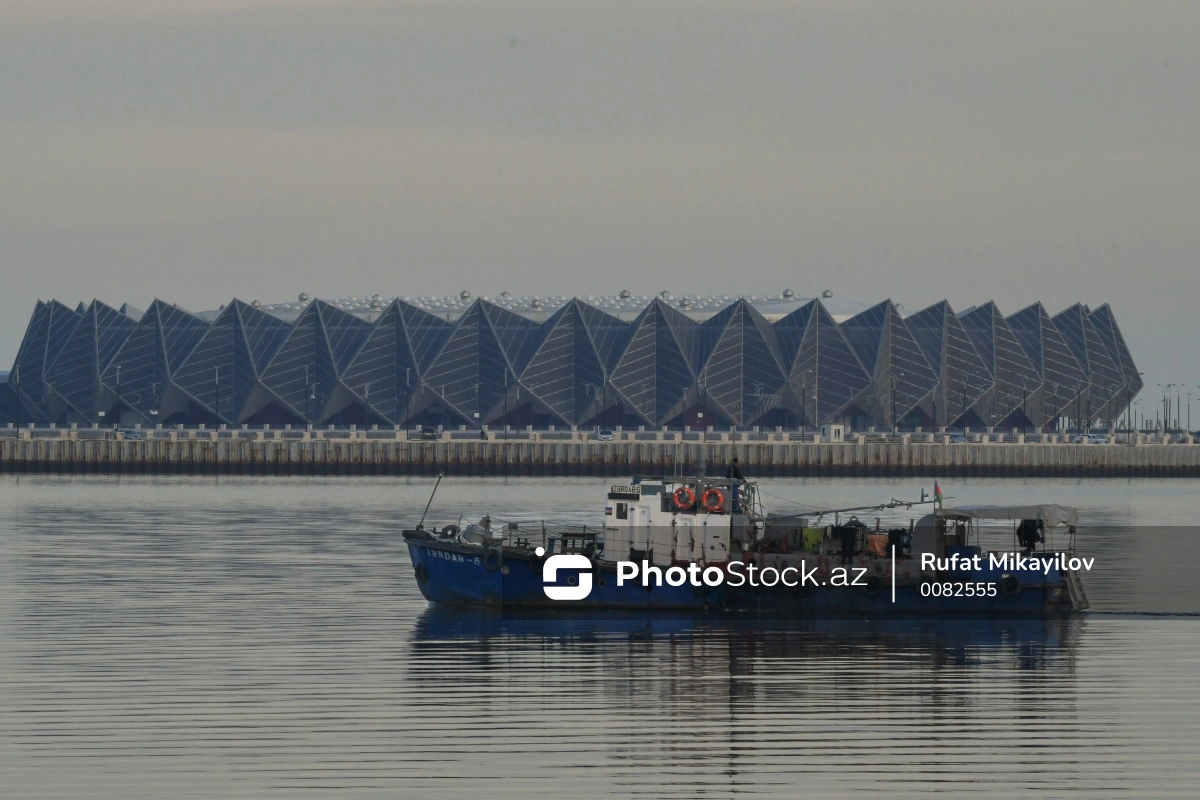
959;302;1043;429
2;296;1142;430
906;300;994;428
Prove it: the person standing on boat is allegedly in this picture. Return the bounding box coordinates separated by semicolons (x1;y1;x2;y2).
1017;519;1043;556
726;457;745;512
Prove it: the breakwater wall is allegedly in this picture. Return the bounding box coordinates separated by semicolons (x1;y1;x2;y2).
2;436;1198;477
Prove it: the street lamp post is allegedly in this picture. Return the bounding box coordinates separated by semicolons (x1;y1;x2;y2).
890;374;897;435
890;371;905;435
112;365;121;427
584;382;599;432
799;370;812;434
1043;384;1054;433
148;381;159;422
213;367;220;424
1125;386;1132;434
1076;382;1085;434
1022;380;1031;433
1126;374;1142;433
813;371;819;431
405;368;411;438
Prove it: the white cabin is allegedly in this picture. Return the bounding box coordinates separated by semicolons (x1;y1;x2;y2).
601;478;761;567
820;423;845;442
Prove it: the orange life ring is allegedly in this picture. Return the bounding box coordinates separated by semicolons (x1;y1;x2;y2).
700;487;725;513
672;485;696;510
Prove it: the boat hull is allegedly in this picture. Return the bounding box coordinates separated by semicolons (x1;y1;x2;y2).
406;538;1076;617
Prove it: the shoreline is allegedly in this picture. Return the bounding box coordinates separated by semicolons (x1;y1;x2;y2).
2;437;1198;477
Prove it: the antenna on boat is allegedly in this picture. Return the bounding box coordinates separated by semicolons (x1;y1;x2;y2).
417;472;445;531
805;490;944;522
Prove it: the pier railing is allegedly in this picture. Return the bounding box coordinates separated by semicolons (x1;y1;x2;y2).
1;423;1197;477
0;423;1193;446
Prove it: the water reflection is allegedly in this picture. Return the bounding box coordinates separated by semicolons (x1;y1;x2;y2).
406;611;1088;797
4;476;1198;799
413;607;1081;667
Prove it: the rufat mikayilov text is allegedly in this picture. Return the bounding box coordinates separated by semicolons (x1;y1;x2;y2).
922;552;1096;574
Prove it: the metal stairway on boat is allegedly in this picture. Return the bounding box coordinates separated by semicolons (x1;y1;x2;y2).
1066;569;1090;611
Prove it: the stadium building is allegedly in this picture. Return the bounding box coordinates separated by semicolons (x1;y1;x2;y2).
0;291;1142;432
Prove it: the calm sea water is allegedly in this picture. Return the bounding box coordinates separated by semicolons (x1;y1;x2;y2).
2;475;1199;799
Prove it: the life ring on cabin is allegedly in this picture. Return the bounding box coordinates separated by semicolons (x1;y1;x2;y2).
700;487;725;513
863;575;883;596
483;549;503;572
1000;575;1021;596
673;486;696;510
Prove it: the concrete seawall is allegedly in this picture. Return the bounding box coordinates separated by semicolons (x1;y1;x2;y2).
2;437;1199;477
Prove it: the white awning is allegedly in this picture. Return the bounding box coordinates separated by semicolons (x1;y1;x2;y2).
937;504;1079;528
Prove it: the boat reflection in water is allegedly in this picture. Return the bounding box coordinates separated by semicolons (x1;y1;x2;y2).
411;606;1082;673
405;608;1086;797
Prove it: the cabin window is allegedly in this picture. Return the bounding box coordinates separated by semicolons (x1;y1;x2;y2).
616;502;628;520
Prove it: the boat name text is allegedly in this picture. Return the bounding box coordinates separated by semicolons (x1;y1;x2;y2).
423;547;481;566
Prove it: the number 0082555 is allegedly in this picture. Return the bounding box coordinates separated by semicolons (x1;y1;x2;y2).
919;582;997;598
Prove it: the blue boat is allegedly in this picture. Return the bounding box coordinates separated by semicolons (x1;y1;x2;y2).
403;476;1089;618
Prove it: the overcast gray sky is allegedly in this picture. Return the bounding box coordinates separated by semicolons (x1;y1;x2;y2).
1;1;1197;410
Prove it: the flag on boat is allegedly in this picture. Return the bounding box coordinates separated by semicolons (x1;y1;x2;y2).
934;481;944;508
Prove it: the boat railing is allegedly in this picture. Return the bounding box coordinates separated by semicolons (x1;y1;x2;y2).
457;516;601;557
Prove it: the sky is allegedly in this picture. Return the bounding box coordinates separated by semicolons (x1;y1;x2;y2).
1;0;1197;413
